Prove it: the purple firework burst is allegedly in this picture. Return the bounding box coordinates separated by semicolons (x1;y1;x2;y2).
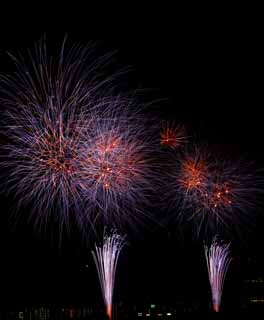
0;39;156;231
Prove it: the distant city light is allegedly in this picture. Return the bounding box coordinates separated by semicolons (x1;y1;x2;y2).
250;298;264;303
245;279;264;283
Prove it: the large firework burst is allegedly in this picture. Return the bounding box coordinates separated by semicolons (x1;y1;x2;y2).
92;232;125;320
0;39;155;231
204;237;232;312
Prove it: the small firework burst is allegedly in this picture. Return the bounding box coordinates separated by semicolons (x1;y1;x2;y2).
165;144;263;232
160;121;187;149
204;237;232;312
165;146;211;213
178;156;207;192
202;182;233;215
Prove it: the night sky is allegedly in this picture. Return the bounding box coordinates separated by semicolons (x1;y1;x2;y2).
0;33;263;311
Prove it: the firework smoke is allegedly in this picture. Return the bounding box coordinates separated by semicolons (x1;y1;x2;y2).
92;232;125;320
204;237;232;312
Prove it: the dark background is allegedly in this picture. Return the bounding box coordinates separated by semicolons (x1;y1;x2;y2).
0;33;263;311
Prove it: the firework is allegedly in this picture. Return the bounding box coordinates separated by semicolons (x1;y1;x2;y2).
165;145;262;232
160;121;187;149
165;146;211;217
79;104;155;226
92;232;125;320
0;39;107;229
204;237;232;312
0;39;156;231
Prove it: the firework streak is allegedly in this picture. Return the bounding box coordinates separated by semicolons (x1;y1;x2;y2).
204;237;232;312
92;232;125;320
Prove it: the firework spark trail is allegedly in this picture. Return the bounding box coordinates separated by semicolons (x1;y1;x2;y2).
204;237;232;312
92;232;125;320
0;39;156;232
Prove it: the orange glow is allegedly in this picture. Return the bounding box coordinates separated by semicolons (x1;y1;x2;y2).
96;136;121;154
36;130;75;176
213;304;220;312
180;159;207;191
86;133;143;193
106;305;112;320
104;182;110;188
209;184;233;209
